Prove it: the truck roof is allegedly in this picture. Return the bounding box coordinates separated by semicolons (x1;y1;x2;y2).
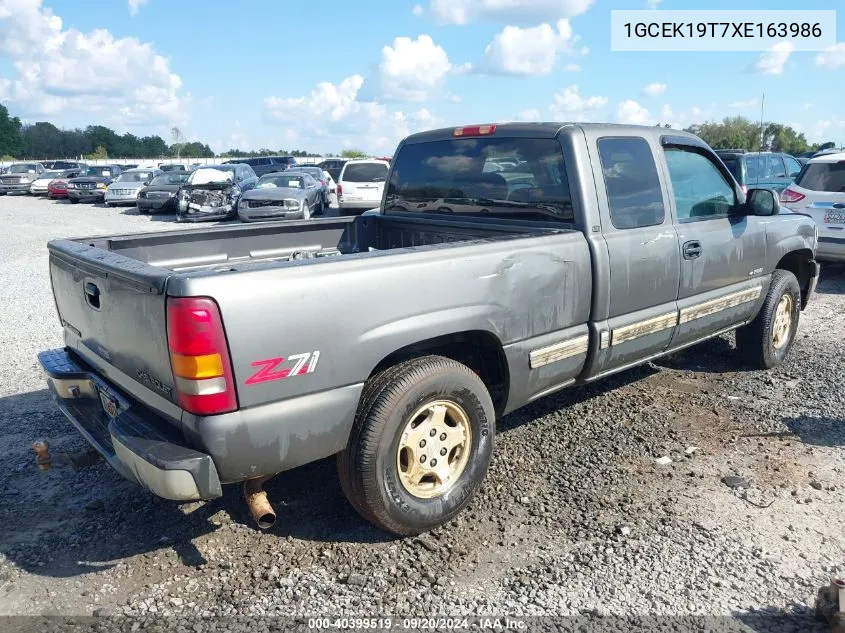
402;122;703;145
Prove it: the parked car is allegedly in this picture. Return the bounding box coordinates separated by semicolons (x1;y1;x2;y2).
67;165;123;204
120;164;139;171
44;160;86;170
226;156;296;177
37;123;818;536
29;170;66;195
337;159;390;214
715;150;802;196
318;159;347;183
47;169;83;199
285;166;330;208
136;171;191;214
104;168;161;207
176;163;258;222
160;164;191;172
0;162;46;194
780;152;845;262
238;172;324;222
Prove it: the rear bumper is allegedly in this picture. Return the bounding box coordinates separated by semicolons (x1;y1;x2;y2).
38;348;222;501
817;237;845;263
338;199;379;211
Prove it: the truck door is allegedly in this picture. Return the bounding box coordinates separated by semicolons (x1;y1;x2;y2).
587;135;682;376
659;138;768;350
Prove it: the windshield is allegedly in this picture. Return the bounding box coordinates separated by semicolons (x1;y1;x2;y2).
343;163;388;183
150;173;189;186
188;166;235;184
79;166;113;177
385;137;573;222
115;171;153;183
257;175;305;189
9;164;38;174
795;162;845;192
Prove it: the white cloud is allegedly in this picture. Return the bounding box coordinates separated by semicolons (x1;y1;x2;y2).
816;43;845;69
516;108;541;122
481;19;579;76
616;100;654;125
564;63;581;72
659;104;710;129
549;85;608;120
412;4;424;16
264;75;439;153
128;0;149;16
429;0;595;25
641;82;666;97
377;35;452;101
0;0;186;126
728;98;758;109
749;41;793;75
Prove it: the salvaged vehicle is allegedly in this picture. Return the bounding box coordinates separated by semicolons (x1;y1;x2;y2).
67;165;123;204
29;170;65;195
175;164;257;222
38;123;818;536
238;172;324;221
47;170;84;199
137;171;191;214
104;168;162;206
0;162;46;194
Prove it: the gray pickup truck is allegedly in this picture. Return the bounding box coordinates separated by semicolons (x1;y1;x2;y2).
38;123;819;536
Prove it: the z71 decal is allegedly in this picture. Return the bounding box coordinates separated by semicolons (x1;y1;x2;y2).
245;351;321;385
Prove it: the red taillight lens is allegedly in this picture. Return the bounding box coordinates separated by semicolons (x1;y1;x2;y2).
741;185;748;196
780;187;805;204
337;183;343;197
453;124;496;137
166;297;238;415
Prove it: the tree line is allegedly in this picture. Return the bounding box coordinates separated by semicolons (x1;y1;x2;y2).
0;104;316;160
680;116;839;155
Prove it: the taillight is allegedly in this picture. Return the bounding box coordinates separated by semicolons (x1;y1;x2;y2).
453;124;496;137
337;183;343;197
166;297;238;415
741;185;748;196
780;187;805;204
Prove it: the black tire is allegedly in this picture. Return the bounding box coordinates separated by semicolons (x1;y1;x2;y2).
69;198;78;204
337;355;495;535
735;270;801;369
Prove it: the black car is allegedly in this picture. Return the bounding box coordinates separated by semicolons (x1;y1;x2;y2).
44;160;86;170
176;163;258;222
228;156;297;177
137;171;191;214
66;165;123;204
318;159;347;183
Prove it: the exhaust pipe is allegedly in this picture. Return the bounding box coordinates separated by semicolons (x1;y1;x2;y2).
244;475;276;529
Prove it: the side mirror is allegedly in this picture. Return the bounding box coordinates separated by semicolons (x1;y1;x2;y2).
746;188;780;216
789;171;800;178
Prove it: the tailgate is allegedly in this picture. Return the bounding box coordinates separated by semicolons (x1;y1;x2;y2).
48;239;180;420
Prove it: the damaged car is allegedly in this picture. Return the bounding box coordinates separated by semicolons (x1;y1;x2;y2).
137;171;190;214
237;172;324;222
175;163;257;223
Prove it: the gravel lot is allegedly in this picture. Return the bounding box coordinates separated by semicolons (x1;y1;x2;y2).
0;193;844;631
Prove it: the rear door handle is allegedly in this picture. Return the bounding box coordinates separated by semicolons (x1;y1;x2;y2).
683;240;702;260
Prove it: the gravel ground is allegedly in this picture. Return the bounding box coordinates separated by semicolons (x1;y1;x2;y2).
0;193;844;631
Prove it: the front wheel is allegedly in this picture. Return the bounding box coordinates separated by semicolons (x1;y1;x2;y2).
735;270;801;369
337;355;495;535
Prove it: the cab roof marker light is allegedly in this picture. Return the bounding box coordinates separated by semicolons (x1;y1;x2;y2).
453;124;497;137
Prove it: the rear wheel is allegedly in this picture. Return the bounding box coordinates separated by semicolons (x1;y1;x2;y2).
337;355;495;535
69;198;78;204
735;270;801;369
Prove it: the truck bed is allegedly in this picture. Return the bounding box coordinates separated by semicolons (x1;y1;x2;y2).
70;214;568;275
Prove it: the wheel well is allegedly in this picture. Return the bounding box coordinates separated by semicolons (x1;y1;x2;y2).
775;249;814;309
370;331;510;416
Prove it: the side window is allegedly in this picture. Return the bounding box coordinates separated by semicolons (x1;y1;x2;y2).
597;137;665;230
257;157;271;166
768;155;787;178
665;148;737;222
784;155;802;178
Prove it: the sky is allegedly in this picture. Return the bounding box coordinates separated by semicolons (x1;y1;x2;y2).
0;0;843;155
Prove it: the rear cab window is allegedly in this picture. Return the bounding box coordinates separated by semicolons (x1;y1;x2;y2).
795;161;845;192
597;137;665;229
343;162;389;184
384;137;573;222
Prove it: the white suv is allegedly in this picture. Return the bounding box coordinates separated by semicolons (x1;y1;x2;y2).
337;159;389;214
781;152;845;262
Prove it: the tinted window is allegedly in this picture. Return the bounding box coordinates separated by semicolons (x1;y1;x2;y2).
745;155;763;182
150;173;189;185
784;156;802;177
665;148;737;221
795;162;845;192
257;157;271;166
343;162;389;183
768;155;786;178
385;137;573;221
597;137;665;229
721;158;741;182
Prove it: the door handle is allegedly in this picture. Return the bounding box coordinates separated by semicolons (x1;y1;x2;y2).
84;281;101;310
682;240;702;260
